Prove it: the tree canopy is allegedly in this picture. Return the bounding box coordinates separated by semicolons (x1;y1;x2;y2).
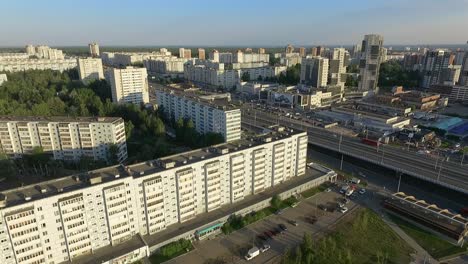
378;60;420;89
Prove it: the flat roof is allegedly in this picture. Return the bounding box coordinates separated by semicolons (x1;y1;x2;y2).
0;116;122;123
0;130;305;208
156;86;239;111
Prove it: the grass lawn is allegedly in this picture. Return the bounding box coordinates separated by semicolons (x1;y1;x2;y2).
389;215;468;259
149;240;194;264
305;209;413;264
301;183;328;198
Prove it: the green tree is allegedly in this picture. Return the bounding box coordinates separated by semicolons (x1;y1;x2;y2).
125;121;134;139
270;195;282;209
378;60;420;88
241;72;251;82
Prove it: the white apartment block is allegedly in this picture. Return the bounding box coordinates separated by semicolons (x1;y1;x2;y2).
233;51;269;63
358;34;384;91
0;74;7;86
143;57;188;75
458;53;468;86
101;52;115;65
0;130;307;264
0;53;30;60
88;43;100;57
0;58;77;73
184;60;286;89
77;58;104;85
25;45;64;60
112;50;172;67
156;87;241;142
106;67;149;105
300;56;329;88
328;48;347;89
448;85;468;103
0;116;127;162
178;48;192;59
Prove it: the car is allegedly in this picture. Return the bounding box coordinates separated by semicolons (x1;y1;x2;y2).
279;223;288;231
260;244;271;253
359;188;366;194
289;220;299;226
325;188;331;192
245;247;260;260
340;207;348;213
338;203;345;208
264;231;273;239
342;198;350;204
275;209;284;215
257;234;267;241
318;204;327;211
275;227;284;234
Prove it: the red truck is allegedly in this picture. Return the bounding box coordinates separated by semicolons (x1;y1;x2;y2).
461;207;468;217
361;138;380;147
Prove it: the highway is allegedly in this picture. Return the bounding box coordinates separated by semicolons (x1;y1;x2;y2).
241;107;468;194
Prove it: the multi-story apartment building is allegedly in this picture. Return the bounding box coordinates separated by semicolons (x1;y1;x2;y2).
23;45;64;60
459;52;468;86
156;86;241;142
77;58;104;85
299;47;306;57
0;58;77;73
184;60;286;89
101;52;115;65
178;48;192;59
198;48;206;60
233;51;269;63
0;116;127;162
285;44;294;54
300;56;329;88
258;48;266;54
358;34;384;91
88;43;100;57
0;53;30;60
143;57;188;76
0;74;7;86
106;67;149;105
112;50;172;67
328;48;347;89
421;50;452;88
0;130;307;264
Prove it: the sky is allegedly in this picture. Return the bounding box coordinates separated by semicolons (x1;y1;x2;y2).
1;0;468;46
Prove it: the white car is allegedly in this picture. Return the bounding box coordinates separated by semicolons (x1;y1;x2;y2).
359;189;366;195
338;203;345;208
340;207;349;214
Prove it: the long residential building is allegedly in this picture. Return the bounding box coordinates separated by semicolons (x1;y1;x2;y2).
0;116;127;162
143;57;188;75
421;50;453;88
0;130;307;264
105;67;149;105
156;86;241;142
0;58;77;72
77;58;104;84
300;56;329;88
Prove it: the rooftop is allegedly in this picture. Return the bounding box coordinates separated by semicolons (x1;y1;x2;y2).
0;116;122;123
156;85;240;111
0;129;304;209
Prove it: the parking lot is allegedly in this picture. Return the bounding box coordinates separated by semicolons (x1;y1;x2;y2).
166;186;363;264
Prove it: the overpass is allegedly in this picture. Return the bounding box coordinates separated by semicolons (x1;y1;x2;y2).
241;108;468;194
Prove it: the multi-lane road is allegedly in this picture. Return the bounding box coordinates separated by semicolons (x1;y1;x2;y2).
241;107;468;194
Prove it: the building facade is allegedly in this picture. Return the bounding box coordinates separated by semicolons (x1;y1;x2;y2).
0;117;127;162
459;52;468;86
143;57;187;75
198;48;206;60
0;131;307;264
328;48;347;89
358;34;384;91
156;87;241;142
106;67;150;105
77;58;104;85
300;56;329;88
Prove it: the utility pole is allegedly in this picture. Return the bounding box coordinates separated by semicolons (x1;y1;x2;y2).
397;171;402;192
340;154;344;170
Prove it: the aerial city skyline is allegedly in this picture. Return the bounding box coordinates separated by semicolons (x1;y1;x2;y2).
0;1;468;264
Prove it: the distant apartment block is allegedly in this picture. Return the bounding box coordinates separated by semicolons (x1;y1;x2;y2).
106;67;150;105
143;56;188;76
459;52;468;86
25;45;64;60
358;34;384;91
88;42;100;57
300;56;329;88
0;130;307;264
77;58;104;84
198;48;206;60
111;49;172;67
178;48;192;59
0;116;127;162
156;86;241;142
